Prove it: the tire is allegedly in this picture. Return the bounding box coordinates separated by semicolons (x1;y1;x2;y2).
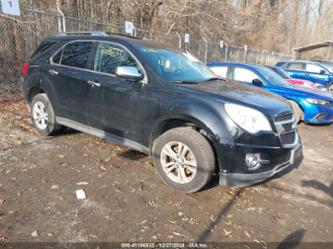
328;83;333;94
30;93;61;136
152;127;215;193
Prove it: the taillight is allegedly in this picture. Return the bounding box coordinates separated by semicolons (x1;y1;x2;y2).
22;63;29;77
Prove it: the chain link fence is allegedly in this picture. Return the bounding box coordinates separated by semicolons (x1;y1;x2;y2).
0;8;292;101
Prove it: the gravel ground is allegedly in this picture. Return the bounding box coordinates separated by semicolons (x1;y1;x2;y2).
0;100;332;245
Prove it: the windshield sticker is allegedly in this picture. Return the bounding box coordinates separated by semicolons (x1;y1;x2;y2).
100;46;127;59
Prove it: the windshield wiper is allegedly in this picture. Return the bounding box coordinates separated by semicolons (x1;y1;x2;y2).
204;77;226;82
170;80;199;84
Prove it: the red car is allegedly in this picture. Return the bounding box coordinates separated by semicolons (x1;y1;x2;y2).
266;66;325;91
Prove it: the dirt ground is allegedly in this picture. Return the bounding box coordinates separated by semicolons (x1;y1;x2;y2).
0;100;332;245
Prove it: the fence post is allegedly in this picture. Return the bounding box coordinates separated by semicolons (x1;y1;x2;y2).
202;37;208;64
243;45;248;62
176;32;182;49
56;4;66;32
327;45;332;61
219;40;224;61
225;43;229;61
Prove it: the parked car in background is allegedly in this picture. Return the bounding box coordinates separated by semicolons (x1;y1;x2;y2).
23;32;303;192
265;65;326;91
275;60;333;93
208;62;333;124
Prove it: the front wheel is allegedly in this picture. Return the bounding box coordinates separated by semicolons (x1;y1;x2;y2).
153;127;215;193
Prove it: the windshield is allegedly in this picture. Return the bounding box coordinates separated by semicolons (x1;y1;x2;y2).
256;66;290;87
319;61;333;73
268;66;291;79
136;46;216;83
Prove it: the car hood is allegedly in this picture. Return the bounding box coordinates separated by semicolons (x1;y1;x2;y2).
184;80;292;115
270;83;333;101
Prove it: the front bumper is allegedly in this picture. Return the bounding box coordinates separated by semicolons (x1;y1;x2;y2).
219;143;303;187
303;103;333;124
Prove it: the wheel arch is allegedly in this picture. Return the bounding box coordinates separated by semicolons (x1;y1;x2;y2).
149;115;224;174
27;86;46;104
288;99;304;114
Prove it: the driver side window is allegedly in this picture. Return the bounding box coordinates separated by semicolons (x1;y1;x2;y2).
233;67;259;84
94;43;138;75
305;63;325;74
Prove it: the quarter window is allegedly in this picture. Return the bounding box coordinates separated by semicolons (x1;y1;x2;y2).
233;67;259;83
52;42;94;69
94;43;138;75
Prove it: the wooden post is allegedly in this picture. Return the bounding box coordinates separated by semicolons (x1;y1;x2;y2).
327;45;332;61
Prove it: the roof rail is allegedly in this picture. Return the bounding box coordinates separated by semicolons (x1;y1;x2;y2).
54;31;108;37
106;32;143;40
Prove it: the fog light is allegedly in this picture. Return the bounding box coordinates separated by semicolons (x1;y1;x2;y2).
245;153;261;170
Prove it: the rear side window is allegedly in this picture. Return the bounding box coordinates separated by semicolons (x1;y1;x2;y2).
31;41;57;59
210;66;228;78
94;43;137;75
52;41;94;69
285;63;304;71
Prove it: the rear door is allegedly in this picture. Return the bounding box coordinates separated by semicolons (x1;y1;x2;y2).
283;62;307;80
46;41;96;124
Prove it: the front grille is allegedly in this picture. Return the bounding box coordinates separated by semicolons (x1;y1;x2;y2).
274;112;293;122
280;131;296;145
274;111;297;146
281;122;293;131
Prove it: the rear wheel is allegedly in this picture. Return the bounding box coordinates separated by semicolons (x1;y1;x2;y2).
153;127;215;193
328;83;333;94
31;93;61;136
288;100;303;124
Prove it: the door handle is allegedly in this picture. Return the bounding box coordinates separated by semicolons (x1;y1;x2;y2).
48;69;58;76
87;80;101;87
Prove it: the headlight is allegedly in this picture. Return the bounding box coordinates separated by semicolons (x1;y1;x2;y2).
305;98;330;106
225;103;272;134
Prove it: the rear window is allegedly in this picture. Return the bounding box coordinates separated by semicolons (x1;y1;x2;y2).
52;41;94;69
30;41;57;59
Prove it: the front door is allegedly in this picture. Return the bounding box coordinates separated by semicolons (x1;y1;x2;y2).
304;63;330;85
283;62;308;81
88;42;147;142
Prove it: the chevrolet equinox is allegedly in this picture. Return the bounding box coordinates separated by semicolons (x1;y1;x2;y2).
23;32;303;192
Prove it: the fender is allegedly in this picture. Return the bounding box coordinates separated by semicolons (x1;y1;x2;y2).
24;71;61;115
147;97;236;171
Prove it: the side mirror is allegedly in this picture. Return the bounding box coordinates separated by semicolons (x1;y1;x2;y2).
115;66;144;81
252;78;264;87
319;70;326;75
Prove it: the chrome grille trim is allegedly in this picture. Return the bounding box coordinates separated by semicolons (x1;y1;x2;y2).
273;111;298;147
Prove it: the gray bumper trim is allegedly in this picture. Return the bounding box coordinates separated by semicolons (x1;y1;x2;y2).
219;145;303;187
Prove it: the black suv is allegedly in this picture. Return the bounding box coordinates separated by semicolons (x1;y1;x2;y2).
23;32;303;192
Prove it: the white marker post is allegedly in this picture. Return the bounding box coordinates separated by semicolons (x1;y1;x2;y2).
184;33;190;51
125;21;134;36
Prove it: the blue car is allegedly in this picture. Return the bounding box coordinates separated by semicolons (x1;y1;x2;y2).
208;62;333;124
275;60;333;92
